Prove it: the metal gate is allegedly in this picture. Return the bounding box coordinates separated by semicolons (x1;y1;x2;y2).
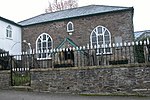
10;54;31;86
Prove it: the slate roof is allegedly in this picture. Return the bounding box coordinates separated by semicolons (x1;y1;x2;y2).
19;5;133;26
134;30;150;40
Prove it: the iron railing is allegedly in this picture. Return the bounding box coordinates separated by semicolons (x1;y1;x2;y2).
0;40;150;69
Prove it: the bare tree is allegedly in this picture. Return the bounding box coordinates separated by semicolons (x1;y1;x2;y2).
45;0;78;13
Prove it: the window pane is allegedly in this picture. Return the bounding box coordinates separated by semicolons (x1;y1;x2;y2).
90;26;111;54
38;54;41;58
97;27;102;34
105;36;110;42
6;25;12;38
68;23;73;30
48;37;51;42
43;42;46;48
92;42;97;47
6;30;9;37
42;53;46;58
99;48;104;53
43;35;46;40
38;43;41;48
92;32;97;42
98;35;103;42
9;31;12;37
67;22;74;32
48;42;51;49
105;48;111;53
38;39;41;42
104;30;109;36
92;36;97;42
36;33;53;59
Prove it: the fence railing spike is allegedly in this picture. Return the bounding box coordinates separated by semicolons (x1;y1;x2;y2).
76;47;79;50
128;42;131;46
109;43;112;47
116;43;119;47
120;42;123;47
56;49;59;52
147;38;150;45
144;40;147;45
66;48;69;52
97;44;100;48
140;41;143;45
101;44;104;48
59;48;62;52
72;47;75;51
90;45;93;49
26;52;28;54
131;41;135;46
124;42;127;46
69;47;72;51
87;44;90;49
22;52;25;55
53;49;56;52
94;45;97;49
112;43;115;47
62;48;65;51
83;46;86;50
80;46;82;50
105;44;108;48
136;41;138;45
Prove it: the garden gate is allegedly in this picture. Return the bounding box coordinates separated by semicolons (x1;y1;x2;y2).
10;54;31;86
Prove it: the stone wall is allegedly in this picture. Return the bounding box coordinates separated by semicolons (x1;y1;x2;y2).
0;70;10;89
31;64;150;95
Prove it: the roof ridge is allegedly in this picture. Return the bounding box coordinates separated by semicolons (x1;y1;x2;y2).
19;5;133;26
18;5;98;23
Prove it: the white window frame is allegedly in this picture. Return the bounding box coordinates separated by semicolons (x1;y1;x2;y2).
36;33;53;60
67;21;74;32
6;25;12;39
90;25;112;55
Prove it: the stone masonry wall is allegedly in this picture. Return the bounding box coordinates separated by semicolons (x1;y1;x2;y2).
0;70;10;89
31;64;150;95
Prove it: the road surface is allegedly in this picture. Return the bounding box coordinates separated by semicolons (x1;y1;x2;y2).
0;90;150;100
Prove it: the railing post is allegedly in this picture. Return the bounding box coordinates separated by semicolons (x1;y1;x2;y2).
10;56;13;86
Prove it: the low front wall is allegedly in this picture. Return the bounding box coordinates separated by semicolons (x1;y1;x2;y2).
0;70;10;89
31;64;150;95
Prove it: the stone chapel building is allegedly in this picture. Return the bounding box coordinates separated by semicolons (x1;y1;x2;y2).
19;5;134;66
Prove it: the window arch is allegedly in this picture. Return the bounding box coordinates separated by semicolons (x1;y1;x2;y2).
6;25;12;38
67;21;74;32
36;33;53;59
90;25;111;54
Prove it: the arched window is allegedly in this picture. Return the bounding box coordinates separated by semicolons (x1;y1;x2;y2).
90;26;111;54
6;25;12;38
36;33;53;59
67;21;74;32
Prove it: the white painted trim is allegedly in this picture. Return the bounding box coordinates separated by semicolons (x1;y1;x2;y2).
36;33;53;59
90;25;112;54
67;21;74;32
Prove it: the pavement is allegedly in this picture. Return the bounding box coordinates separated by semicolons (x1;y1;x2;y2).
0;90;150;100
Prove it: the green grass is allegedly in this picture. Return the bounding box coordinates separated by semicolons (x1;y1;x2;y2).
12;72;30;86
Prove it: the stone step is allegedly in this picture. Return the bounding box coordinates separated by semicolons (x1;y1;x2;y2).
10;86;33;92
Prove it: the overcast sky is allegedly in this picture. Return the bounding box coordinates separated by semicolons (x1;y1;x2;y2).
0;0;149;31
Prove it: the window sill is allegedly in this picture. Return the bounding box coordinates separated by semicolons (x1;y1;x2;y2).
6;37;13;40
67;30;74;33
